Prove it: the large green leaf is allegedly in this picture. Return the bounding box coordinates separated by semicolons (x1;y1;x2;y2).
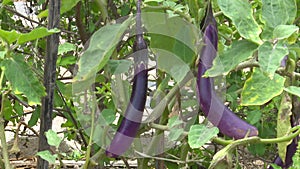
217;0;262;44
205;40;258;77
0;29;20;44
277;93;292;163
273;25;299;40
188;124;219;149
1;55;46;105
38;0;80;18
258;41;289;78
241;68;285;106
73;17;132;92
18;27;60;44
147;15;198;65
261;0;297;28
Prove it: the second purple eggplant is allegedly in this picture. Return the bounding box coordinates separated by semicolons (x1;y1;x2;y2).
197;3;258;139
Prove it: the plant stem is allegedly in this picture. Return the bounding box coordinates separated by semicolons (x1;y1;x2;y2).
149;122;300;145
0;71;12;169
83;92;97;169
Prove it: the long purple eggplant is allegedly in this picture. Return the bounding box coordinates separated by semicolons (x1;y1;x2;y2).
106;0;148;158
197;3;258;139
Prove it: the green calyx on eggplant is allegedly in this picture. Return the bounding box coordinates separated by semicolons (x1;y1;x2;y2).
106;0;148;158
196;3;258;139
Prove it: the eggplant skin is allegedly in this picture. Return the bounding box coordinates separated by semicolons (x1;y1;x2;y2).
197;8;258;139
106;64;147;158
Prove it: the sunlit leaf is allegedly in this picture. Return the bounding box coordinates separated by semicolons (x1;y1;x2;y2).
18;27;60;44
73;17;132;92
188;124;219;149
262;0;297;28
58;42;76;55
205;40;258;77
36;150;57;164
258;41;289;78
2;0;12;5
45;129;63;148
0;29;20;44
217;0;262;44
241;68;285;106
38;0;80;18
284;86;300;97
1;55;46;105
273;25;299;40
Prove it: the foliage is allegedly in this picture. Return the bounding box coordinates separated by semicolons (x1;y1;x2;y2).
0;0;299;168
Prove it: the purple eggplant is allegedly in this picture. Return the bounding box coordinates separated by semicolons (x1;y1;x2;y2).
106;0;148;158
197;3;258;139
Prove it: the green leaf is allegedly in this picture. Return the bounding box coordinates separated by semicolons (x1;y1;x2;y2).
284;86;300;97
205;40;258;77
167;116;183;128
146;15;198;65
107;60;132;74
248;143;266;156
36;150;57;164
2;0;12;5
3;96;13;121
0;51;6;59
57;55;77;67
73;17;132;92
273;25;299;40
58;42;76;55
17;27;60;44
277;93;292;163
258;41;289;78
188;124;219;149
99;109;116;125
28;106;40;127
45;129;63;148
169;128;184;141
261;0;297;28
156;49;190;82
270;164;282;169
241;68;285;106
38;0;80;18
246;110;262;125
0;29;20;44
217;0;262;44
291;144;300;168
1;56;46;105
